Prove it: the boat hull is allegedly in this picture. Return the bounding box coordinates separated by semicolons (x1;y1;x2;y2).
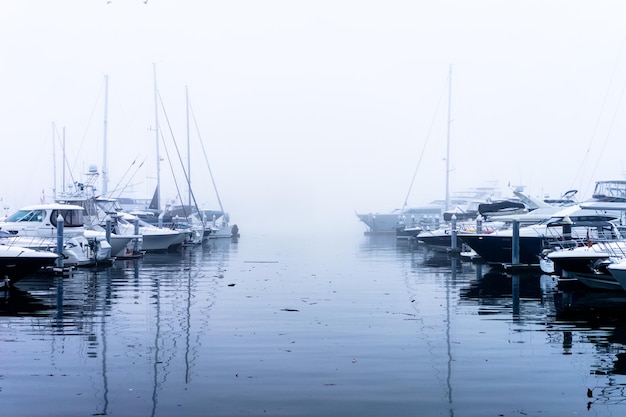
548;250;611;276
608;262;626;291
569;271;622;291
0;245;59;287
356;206;441;234
417;231;461;251
459;234;547;265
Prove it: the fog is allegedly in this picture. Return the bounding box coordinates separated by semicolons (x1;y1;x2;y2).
2;1;626;234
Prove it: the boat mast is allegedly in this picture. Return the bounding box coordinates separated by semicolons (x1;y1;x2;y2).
186;85;191;207
52;122;57;200
62;126;66;195
153;63;161;211
445;65;452;212
102;74;109;196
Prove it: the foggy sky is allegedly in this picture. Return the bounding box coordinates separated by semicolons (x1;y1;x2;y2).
1;0;626;233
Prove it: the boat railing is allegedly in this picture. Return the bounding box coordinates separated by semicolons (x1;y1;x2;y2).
582;239;626;259
542;224;625;253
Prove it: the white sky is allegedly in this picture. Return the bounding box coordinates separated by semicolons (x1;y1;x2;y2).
2;0;626;233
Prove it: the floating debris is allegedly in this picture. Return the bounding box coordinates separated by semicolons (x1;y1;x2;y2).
244;260;279;263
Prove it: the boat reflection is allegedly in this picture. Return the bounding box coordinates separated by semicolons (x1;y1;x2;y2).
0;282;55;317
0;241;228;416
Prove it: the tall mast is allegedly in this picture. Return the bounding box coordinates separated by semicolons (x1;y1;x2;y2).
102;74;109;196
153;63;160;211
62;126;66;194
445;65;452;212
186;85;191;207
52;122;57;200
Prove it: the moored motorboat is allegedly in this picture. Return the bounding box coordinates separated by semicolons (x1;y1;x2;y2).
115;213;190;252
417;220;505;252
607;261;626;291
56;189;143;259
357;205;442;234
0;243;59;289
546;239;626;291
542;180;626;288
0;203;111;266
460;206;620;266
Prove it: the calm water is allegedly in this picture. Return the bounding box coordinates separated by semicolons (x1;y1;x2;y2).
2;230;626;416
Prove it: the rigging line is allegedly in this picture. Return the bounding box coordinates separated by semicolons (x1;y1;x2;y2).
574;33;626;194
188;99;225;214
53;124;78;192
109;164;147;201
156;122;183;210
157;91;203;221
588;71;626;190
71;77;106;179
401;75;448;212
107;155;144;198
106;156;139;198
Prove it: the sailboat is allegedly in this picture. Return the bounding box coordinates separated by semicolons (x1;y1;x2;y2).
357;66;460;235
175;85;236;239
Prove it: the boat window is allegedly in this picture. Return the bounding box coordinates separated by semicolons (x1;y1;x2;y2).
50;209;84;228
5;209;44;222
544;217;564;226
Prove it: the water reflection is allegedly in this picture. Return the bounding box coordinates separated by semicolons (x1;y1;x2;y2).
0;284;54;317
400;240;626;414
5;234;626;415
0;240;231;417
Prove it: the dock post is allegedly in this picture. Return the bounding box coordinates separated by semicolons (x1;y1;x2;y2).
512;274;520;318
134;219;141;253
451;214;458;252
56;214;64;268
512;218;520;265
562;215;572;247
105;217;112;244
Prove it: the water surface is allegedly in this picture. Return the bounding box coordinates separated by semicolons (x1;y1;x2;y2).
2;231;626;416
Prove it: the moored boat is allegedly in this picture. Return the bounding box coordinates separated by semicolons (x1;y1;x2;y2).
607;261;626;291
0;203;111;266
0;243;59;289
460;206;620;266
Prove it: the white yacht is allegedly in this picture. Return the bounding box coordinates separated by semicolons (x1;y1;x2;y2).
0;203;111;266
115;212;190;252
56;195;141;258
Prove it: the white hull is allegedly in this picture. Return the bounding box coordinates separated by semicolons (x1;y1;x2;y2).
5;235;97;267
138;230;189;251
206;225;233;239
84;230;140;258
116;213;190;252
607;262;626;291
356;212;405;233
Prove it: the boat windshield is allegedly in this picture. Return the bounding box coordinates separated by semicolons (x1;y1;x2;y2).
5;209;44;223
